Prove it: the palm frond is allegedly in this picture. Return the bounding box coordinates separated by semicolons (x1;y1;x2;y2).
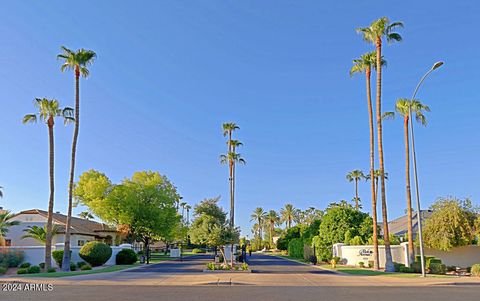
22;114;37;124
382;111;395;120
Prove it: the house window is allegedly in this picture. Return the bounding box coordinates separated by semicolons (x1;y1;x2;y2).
78;240;86;246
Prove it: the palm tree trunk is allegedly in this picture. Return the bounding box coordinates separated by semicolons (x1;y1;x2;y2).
45;120;55;270
376;37;394;272
62;67;80;271
366;68;379;270
404;116;415;265
355;178;359;210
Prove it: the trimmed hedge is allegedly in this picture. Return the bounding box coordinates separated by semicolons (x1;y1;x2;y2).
81;264;92;270
79;242;112;267
0;266;7;275
19;262;31;269
52;250;71;267
192;248;205;254
116;249;138;265
27;265;41;274
429;262;446;275
287;238;304;259
471;264;480;277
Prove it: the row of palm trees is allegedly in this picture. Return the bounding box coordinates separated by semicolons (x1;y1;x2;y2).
250;204;322;245
22;46;96;271
351;17;431;271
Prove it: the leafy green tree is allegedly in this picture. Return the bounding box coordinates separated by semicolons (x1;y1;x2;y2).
346;170;366;210
385;98;430;265
74;170;181;260
21;225;60;244
356;17;403;272
23;98;74;269
313;202;373;261
0;211;20;246
276;225;301;251
189;197;239;266
57;46;96;271
423;197;477;251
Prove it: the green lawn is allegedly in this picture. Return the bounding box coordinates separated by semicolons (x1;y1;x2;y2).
267;253;455;279
18;264;140;278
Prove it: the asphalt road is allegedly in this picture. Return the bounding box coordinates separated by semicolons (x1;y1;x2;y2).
127;254;213;274
2;285;479;301
246;253;336;274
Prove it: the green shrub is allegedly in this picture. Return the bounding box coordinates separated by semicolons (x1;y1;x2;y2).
368;261;374;268
399;266;414;273
17;268;28;274
19;262;31;269
0;266;7;275
47;268;56;273
192;248;205;254
116;249;138;265
415;255;435;263
79;242;112;267
52;250;71;267
429;263;446;275
39;262;45;269
411;261;422;273
206;262;215;270
446;265;457;272
0;250;24;267
471;264;480;277
77;261;87;268
241;262;249;271
27;265;41;274
358;262;365;268
426;258;442;269
80;264;92;271
332;256;341;264
70;262;77;271
393;262;405;272
287;238;304;259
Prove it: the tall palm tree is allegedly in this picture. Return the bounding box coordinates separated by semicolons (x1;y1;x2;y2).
180;202;187;222
0;186;3;198
280;204;296;229
357;17;403;272
250;207;266;241
21;224;60;244
387;98;430;265
350;51;386;269
185;204;191;226
266;210;280;246
220;146;245;227
57;46;96;271
346;170;366;210
221;123;240;227
366;170;389;208
0;210;20;246
23;98;74;269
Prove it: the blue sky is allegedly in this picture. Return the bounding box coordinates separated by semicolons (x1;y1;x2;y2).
1;1;479;237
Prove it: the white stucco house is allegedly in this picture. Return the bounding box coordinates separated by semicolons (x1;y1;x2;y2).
4;209;120;247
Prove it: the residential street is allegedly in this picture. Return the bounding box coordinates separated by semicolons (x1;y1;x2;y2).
2;253;480;300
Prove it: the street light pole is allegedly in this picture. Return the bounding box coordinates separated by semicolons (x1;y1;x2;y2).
409;61;443;277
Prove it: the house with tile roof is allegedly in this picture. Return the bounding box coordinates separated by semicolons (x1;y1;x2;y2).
4;209;120;247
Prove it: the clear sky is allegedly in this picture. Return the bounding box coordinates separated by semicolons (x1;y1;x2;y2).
1;1;479;237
